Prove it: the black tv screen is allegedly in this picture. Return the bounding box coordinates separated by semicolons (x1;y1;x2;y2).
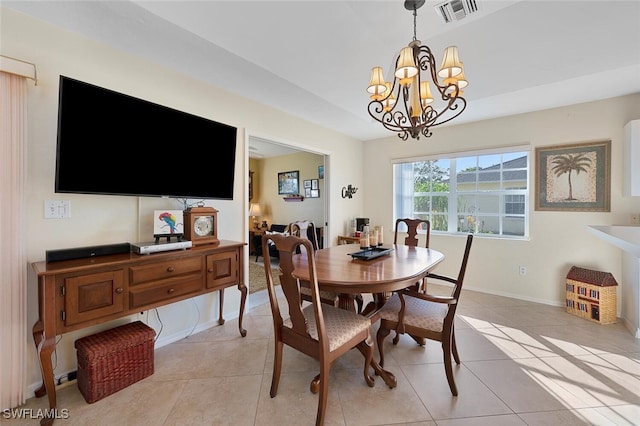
55;76;237;199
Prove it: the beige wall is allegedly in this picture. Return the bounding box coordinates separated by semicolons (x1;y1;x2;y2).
252;152;325;228
363;94;640;320
2;7;363;395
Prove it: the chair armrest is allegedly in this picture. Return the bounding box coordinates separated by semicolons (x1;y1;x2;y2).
398;288;457;305
424;273;457;286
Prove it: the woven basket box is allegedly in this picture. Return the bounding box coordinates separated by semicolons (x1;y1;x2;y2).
565;266;617;325
75;321;155;403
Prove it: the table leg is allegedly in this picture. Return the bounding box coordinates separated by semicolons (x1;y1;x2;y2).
237;281;247;337
217;289;225;325
32;321;57;425
337;293;357;312
356;342;397;389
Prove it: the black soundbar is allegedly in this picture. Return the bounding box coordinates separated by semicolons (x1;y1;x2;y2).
46;243;131;262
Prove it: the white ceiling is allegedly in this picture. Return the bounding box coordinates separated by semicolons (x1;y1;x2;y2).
5;0;640;143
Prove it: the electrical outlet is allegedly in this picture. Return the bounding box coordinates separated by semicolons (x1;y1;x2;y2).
518;265;527;276
631;213;640;225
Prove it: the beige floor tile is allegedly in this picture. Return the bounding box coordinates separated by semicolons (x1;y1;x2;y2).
400;363;513;420
254;371;344;426
6;285;640;426
163;375;263;426
434;414;527;425
334;367;432;426
152;338;268;380
517;407;622;425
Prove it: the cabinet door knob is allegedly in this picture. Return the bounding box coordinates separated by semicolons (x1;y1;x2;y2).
167;266;175;272
167;288;175;294
207;268;214;273
115;287;124;294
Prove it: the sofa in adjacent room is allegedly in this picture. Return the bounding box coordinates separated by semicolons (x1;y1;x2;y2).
253;224;288;261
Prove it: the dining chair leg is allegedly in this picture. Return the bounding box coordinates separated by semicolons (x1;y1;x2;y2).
376;326;391;368
355;294;364;314
315;363;330;426
442;333;458;396
270;341;283;397
451;326;460;365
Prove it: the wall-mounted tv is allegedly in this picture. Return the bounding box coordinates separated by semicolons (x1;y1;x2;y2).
55;76;237;200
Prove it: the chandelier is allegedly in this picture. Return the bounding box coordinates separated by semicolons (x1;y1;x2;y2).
367;0;468;140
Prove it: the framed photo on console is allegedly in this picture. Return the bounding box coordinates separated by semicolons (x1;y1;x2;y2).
153;210;184;235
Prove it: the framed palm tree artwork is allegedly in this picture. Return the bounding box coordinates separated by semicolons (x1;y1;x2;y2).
535;140;611;211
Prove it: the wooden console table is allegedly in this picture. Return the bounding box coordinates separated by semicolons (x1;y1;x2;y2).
337;235;359;245
31;240;246;425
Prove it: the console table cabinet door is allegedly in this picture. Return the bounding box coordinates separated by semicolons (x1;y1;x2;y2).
62;270;125;327
206;251;238;289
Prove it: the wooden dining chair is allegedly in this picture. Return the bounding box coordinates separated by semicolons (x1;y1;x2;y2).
394;218;431;289
394;217;431;248
388;218;433;342
262;233;375;425
376;234;473;396
290;220;364;313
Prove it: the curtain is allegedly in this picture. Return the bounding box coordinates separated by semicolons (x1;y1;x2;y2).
0;70;28;409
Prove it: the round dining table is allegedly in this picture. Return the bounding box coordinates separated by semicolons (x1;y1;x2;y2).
293;243;445;311
292;242;445;388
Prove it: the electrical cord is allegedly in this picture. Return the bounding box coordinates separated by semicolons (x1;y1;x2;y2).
186;298;200;338
153;308;163;342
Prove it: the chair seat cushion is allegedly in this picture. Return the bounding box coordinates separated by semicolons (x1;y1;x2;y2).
284;304;371;351
299;285;338;302
378;293;447;332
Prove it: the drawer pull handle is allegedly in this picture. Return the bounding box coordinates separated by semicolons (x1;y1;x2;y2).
207;268;213;273
167;267;175;272
167;288;175;294
115;287;124;294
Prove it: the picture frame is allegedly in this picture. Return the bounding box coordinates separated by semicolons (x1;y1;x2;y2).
249;171;254;202
305;188;312;198
318;165;324;179
310;189;319;198
311;179;319;190
153;210;184;236
535;140;611;212
303;179;312;189
278;170;299;195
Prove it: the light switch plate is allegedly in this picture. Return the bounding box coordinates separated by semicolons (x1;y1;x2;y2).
44;200;71;219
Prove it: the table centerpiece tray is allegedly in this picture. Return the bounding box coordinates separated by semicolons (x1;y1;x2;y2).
349;246;394;260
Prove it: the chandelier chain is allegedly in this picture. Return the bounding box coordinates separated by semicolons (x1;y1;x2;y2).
412;5;418;41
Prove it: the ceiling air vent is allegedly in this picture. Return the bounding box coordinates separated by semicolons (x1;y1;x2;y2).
434;0;479;23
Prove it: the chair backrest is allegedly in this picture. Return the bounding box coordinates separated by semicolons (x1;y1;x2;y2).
289;220;319;251
450;233;473;301
394;218;431;248
261;233;328;347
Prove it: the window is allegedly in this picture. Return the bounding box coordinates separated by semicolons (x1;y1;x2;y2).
393;147;530;238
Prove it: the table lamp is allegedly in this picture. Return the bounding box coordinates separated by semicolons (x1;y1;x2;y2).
249;203;262;230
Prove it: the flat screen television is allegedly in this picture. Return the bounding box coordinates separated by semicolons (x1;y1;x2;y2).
55;75;237;199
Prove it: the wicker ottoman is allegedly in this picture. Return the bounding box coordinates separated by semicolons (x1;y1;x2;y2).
75;321;155;403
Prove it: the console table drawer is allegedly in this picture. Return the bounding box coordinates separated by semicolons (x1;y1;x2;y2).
129;257;202;286
129;275;202;308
